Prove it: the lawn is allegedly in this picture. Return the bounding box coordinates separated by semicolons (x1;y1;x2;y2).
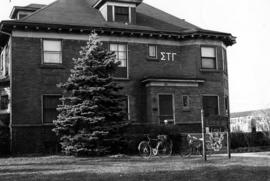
0;154;269;181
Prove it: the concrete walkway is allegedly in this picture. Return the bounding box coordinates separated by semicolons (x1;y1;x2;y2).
216;152;270;158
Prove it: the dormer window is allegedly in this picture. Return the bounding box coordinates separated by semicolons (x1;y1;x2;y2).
94;0;142;24
17;11;32;19
115;6;129;23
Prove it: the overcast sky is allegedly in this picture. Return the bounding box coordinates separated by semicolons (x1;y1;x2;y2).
0;0;270;113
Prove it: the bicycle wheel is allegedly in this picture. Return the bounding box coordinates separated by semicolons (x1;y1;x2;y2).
180;147;192;157
157;140;173;157
138;141;151;158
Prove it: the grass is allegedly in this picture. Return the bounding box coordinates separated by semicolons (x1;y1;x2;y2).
0;154;269;181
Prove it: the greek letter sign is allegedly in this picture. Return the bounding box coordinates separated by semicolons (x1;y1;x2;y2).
160;52;177;61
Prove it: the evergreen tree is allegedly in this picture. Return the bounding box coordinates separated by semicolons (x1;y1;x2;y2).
53;33;127;156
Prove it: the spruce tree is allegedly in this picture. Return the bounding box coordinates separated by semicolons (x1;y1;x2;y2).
53;33;127;156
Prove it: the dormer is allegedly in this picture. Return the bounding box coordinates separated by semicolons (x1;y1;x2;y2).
93;0;142;24
10;4;45;20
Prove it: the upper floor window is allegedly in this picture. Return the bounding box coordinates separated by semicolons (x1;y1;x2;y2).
201;47;216;69
148;45;157;59
222;48;227;74
43;40;62;64
42;95;61;124
115;6;129;23
109;44;127;67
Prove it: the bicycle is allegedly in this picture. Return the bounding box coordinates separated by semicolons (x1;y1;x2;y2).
180;134;218;157
138;134;173;158
180;134;203;157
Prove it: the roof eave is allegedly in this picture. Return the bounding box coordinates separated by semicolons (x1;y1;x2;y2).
0;20;236;46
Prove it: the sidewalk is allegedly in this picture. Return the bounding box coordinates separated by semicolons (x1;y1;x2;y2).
216;152;270;158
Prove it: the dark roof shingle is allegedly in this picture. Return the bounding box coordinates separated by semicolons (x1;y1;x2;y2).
20;0;199;33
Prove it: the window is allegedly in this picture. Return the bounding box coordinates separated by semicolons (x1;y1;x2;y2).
222;48;227;73
159;94;174;125
115;6;129;23
0;95;8;110
202;96;219;117
182;95;190;109
43;40;62;64
148;45;157;59
109;44;127;67
225;96;229;115
201;47;216;69
43;95;61;124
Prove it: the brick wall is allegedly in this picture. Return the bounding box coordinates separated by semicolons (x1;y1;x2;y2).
10;36;228;153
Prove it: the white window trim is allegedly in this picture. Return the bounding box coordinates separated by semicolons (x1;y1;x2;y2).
41;94;62;125
148;45;157;59
157;93;175;125
112;5;133;23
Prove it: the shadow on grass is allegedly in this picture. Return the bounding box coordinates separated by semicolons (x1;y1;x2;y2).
1;165;269;181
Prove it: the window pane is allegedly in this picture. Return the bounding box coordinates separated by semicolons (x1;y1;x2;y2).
202;58;215;69
110;44;127;67
118;59;126;67
44;53;61;64
115;6;129;23
149;45;156;57
110;44;118;51
115;6;129;14
201;47;215;57
118;44;126;51
118;52;126;60
43;40;61;51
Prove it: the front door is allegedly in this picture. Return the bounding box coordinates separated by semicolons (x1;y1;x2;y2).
158;94;174;125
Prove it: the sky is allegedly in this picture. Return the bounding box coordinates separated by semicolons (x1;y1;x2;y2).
0;0;270;113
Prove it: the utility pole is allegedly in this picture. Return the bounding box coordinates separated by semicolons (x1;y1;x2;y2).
201;109;207;161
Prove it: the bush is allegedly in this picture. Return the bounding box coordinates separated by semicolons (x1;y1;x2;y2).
231;132;270;149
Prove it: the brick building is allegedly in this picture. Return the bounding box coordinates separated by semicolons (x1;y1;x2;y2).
0;0;235;154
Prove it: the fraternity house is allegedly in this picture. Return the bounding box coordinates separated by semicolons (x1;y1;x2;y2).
0;0;235;154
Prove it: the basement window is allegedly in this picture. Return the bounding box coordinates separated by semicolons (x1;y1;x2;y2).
43;40;62;64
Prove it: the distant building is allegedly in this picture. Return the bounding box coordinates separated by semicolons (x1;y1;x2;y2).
230;109;270;133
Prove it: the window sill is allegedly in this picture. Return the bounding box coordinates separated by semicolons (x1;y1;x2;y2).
200;69;221;73
182;108;191;112
40;64;65;69
146;57;159;61
113;77;130;81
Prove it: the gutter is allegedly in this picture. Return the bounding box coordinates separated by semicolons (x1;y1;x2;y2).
0;31;11;36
